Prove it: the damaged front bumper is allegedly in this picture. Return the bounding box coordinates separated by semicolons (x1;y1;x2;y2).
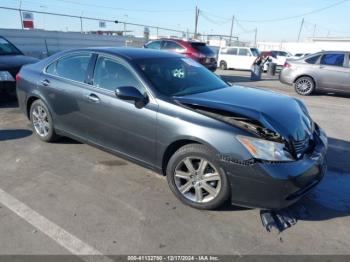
221;128;327;210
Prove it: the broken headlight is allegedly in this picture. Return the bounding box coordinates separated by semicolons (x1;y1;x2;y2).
237;135;294;162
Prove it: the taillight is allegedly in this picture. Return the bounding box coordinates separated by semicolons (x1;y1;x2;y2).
283;62;291;69
15;73;20;82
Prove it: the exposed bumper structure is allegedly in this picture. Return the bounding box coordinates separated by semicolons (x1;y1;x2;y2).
221;127;327;210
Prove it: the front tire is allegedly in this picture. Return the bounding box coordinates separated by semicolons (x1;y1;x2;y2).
30;99;58;142
294;76;315;96
166;144;230;210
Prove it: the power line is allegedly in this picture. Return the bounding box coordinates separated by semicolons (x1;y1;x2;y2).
238;0;350;23
199;0;349;23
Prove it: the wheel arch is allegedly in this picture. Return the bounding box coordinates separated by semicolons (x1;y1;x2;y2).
26;96;40;119
161;137;221;176
26;93;52;120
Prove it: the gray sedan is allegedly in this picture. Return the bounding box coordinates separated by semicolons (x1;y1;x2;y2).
280;51;350;95
16;48;327;210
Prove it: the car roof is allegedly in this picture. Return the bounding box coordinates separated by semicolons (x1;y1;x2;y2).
65;47;181;60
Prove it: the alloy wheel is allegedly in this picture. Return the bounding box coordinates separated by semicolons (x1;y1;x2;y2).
296;78;313;95
32;105;50;137
174;157;221;203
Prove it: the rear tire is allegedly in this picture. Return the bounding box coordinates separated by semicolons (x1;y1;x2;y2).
30;99;58;142
166;144;230;210
220;61;227;70
294;76;315;96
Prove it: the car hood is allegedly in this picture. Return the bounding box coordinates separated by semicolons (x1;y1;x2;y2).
0;55;39;71
176;85;313;141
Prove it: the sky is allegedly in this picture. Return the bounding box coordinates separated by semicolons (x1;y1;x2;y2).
0;0;350;42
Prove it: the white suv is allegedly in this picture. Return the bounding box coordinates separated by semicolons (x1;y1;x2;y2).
218;46;260;70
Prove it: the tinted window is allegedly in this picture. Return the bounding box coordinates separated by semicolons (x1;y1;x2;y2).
0;37;21;55
348;54;350;67
190;43;215;56
46;54;91;82
250;48;260;57
227;48;238;55
146;41;161;49
238;48;249;56
94;57;145;93
320;53;345;67
136;57;227;96
162;41;184;51
305;55;321;64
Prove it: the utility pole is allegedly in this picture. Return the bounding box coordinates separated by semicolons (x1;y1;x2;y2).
19;0;23;29
229;15;234;46
194;5;199;39
312;24;316;38
254;28;257;47
297;18;304;42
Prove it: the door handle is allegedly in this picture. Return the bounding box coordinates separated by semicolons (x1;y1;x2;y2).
86;93;100;103
41;79;50;86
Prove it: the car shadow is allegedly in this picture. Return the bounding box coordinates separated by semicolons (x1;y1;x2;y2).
218;72;280;83
288;137;350;221
55;136;82;144
0;99;18;109
0;129;33;141
315;90;350;99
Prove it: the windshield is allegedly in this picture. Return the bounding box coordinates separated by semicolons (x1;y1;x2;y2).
190;43;215;56
250;48;260;57
0;37;21;55
135;57;227;96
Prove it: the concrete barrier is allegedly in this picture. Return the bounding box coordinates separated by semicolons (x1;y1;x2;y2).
0;28;145;59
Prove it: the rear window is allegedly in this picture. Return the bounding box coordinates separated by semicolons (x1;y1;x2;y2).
305;55;321;64
320;53;344;67
190;43;215;56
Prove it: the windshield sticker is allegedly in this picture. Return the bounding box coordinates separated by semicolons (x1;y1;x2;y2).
172;68;185;78
182;58;201;67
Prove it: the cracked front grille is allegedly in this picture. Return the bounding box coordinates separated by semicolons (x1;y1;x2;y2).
292;136;313;158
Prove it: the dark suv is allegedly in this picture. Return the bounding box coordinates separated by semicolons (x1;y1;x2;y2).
144;39;217;71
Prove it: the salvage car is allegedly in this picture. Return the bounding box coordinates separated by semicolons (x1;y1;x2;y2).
144;39;217;71
280;51;350;95
0;36;38;96
17;48;327;210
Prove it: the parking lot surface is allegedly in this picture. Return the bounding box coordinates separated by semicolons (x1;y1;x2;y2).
0;70;349;256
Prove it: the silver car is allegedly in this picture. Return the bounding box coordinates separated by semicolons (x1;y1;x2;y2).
280;51;350;95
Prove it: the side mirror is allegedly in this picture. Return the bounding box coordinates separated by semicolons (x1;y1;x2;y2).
115;86;149;109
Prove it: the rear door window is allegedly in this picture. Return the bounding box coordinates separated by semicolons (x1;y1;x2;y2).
238;48;249;56
320;53;345;67
46;54;91;82
162;41;185;51
146;41;161;49
227;48;238;55
305;55;321;64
